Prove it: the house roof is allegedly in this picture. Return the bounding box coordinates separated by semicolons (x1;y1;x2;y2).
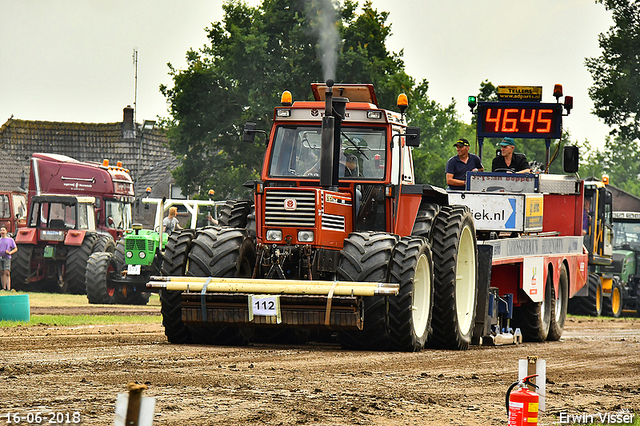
135;156;181;196
0;114;174;195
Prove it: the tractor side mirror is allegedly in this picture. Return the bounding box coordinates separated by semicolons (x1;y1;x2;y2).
243;122;268;145
243;122;257;143
405;127;421;147
563;145;579;174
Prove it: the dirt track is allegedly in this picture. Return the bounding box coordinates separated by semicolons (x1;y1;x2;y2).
1;306;639;425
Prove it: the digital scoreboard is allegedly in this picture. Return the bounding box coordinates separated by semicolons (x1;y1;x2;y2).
476;102;563;139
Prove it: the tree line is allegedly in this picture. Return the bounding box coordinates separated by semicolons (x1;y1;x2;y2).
160;0;640;199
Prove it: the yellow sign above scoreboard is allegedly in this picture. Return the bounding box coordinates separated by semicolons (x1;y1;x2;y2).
497;86;543;101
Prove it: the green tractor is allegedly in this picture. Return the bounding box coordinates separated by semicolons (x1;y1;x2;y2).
599;211;640;317
85;197;221;305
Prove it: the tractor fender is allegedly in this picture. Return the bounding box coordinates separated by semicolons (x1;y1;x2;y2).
64;230;88;246
14;228;37;245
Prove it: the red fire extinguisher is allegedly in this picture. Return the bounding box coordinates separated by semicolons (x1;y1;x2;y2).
506;374;539;426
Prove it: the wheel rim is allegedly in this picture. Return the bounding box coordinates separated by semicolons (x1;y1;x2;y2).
596;283;602;312
455;224;476;335
554;279;563;322
541;274;551;323
612;287;621;313
412;253;431;337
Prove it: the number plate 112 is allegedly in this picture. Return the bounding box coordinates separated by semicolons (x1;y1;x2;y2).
248;295;282;323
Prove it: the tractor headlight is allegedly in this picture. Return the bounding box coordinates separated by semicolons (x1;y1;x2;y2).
139;251;146;259
298;230;314;242
126;251;133;258
266;229;282;241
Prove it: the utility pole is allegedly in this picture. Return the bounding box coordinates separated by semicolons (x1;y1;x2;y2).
133;48;138;125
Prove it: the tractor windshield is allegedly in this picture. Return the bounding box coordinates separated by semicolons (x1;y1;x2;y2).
268;126;386;179
105;200;133;230
613;221;640;250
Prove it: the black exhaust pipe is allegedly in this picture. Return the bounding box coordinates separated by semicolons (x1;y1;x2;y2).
320;79;348;189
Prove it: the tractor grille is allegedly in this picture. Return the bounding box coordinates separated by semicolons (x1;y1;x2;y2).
265;190;316;228
322;213;345;231
126;238;148;251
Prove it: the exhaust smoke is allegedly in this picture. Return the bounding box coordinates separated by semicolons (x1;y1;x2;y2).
309;0;340;82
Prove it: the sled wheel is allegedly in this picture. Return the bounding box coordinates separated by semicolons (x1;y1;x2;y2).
514;268;553;342
336;232;397;350
548;264;569;341
428;206;478;350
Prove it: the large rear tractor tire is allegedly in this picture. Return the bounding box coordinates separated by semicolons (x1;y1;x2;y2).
548;264;569;341
411;203;441;243
603;279;624;318
186;228;256;345
92;235;116;254
65;232;99;294
568;273;603;316
218;200;252;229
388;236;433;352
85;252;118;304
428;206;478;350
513;269;553;342
336;232;397;350
160;229;197;343
11;244;36;292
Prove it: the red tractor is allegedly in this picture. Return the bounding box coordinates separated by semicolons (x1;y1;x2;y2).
12;153;135;293
156;81;480;351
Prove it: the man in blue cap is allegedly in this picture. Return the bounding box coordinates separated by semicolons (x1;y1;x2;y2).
445;138;484;190
492;137;530;173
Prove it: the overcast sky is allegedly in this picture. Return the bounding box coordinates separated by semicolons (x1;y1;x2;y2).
1;0;613;149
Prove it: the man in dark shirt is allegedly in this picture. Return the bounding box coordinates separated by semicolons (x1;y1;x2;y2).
445;138;484;190
491;137;531;173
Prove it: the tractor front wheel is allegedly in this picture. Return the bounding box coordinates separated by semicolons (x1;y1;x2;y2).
159;229;197;343
85;252;118;304
603;279;624;318
186;227;255;345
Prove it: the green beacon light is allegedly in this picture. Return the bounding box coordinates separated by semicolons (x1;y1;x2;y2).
468;95;477;112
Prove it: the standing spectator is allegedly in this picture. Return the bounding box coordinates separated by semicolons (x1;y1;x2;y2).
445;138;484;190
163;207;183;233
0;226;18;291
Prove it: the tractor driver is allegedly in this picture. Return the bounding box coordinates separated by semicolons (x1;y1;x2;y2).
492;137;531;173
304;139;360;178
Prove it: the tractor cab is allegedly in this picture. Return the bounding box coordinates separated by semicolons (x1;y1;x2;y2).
27;194;96;234
583;179;613;264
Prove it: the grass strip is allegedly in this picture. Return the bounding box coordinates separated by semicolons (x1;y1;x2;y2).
0;314;161;327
